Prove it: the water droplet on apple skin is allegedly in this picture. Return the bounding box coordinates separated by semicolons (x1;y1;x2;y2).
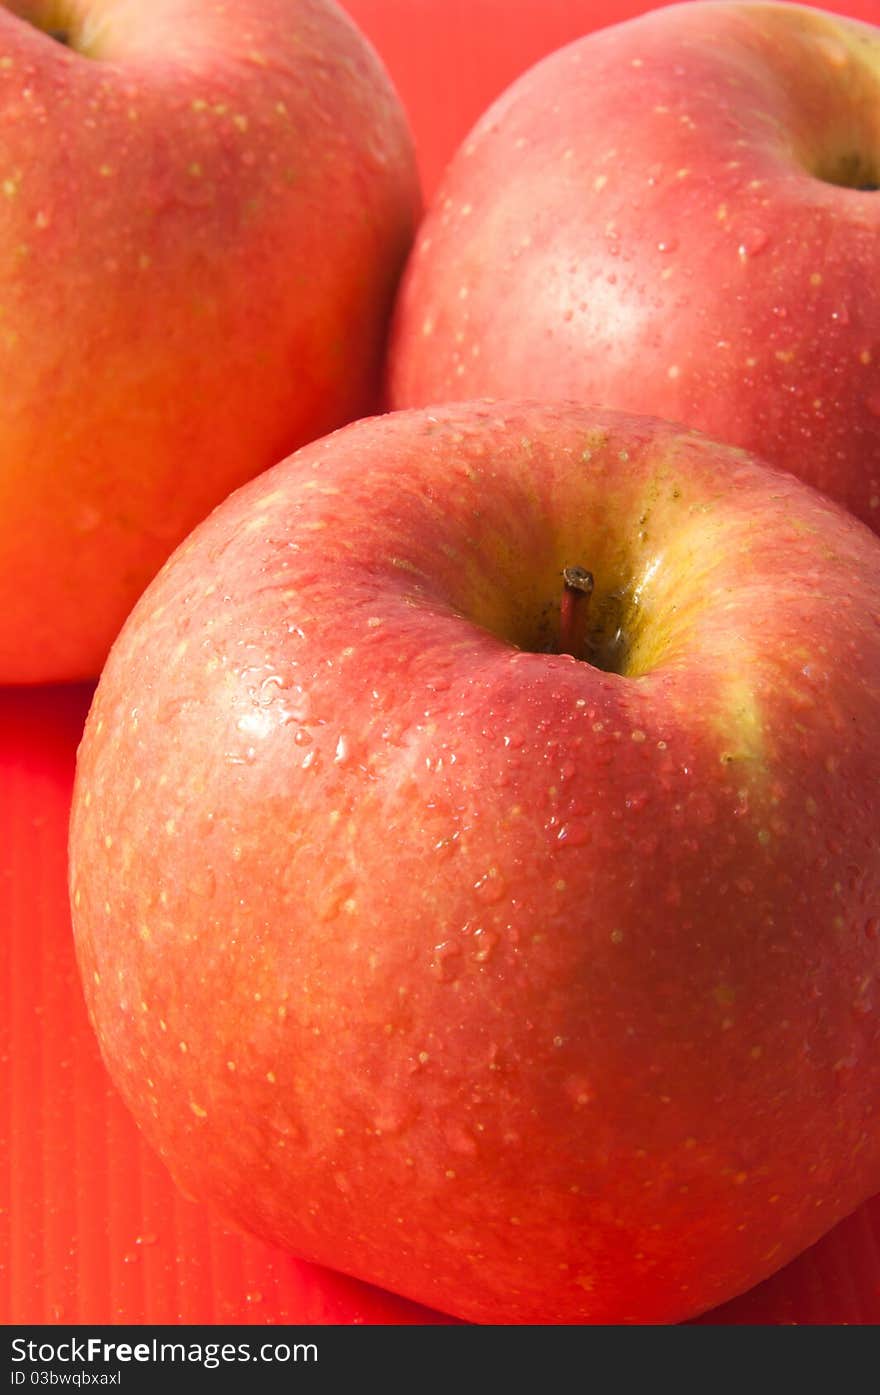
258;673;289;703
433;831;461;861
556;820;591;847
224;743;259;766
624;790;651;814
431;940;463;983
737;228;769;260
473;868;506;904
501;727;528;750
471;927;499;963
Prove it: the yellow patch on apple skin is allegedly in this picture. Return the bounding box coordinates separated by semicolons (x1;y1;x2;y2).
254;488;287;509
716;676;764;768
811;33;849;69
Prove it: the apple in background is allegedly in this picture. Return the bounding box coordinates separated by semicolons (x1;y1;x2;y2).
0;0;418;683
69;399;880;1325
388;1;880;531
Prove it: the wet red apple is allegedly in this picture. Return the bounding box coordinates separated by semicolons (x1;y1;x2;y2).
70;401;880;1323
388;1;880;530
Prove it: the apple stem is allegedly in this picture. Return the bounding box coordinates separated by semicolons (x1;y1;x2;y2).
559;566;594;659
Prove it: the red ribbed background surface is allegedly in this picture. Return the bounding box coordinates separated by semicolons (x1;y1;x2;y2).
2;0;880;1327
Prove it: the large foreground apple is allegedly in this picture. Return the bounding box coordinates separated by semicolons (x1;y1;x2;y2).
69;401;880;1324
0;0;418;683
388;1;880;531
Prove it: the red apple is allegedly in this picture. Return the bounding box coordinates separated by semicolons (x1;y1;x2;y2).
69;400;880;1324
0;0;418;683
388;1;880;532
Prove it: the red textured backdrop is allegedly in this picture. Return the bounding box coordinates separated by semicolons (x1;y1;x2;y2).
2;0;879;1327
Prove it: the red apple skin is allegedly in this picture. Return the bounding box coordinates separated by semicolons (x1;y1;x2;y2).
0;0;418;683
388;1;880;532
69;401;880;1325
